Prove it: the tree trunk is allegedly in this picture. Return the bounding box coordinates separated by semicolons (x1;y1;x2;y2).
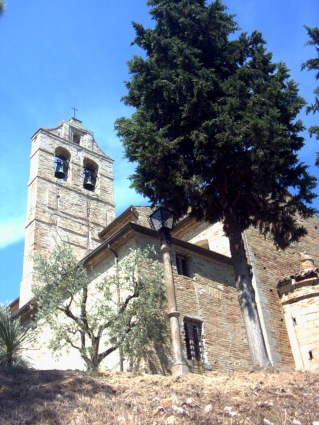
85;352;100;373
224;208;271;370
86;361;99;373
90;336;101;372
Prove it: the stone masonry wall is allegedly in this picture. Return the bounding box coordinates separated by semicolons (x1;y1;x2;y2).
278;274;319;371
20;119;115;307
174;219;231;257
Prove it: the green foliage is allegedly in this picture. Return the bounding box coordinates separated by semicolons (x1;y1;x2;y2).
0;305;32;368
32;244;168;371
105;249;168;370
302;26;319;164
115;0;318;369
115;0;317;249
0;1;5;16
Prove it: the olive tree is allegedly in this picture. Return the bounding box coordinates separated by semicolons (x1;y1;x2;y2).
32;244;168;372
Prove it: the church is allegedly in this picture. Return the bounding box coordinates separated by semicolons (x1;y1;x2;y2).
10;117;319;373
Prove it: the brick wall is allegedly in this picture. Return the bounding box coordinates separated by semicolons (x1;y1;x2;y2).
24;226;252;373
136;233;252;372
172;214;319;370
244;214;319;369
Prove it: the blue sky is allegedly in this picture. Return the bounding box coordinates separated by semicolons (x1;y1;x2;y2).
0;0;318;304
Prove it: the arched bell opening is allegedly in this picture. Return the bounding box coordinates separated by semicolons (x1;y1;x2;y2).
83;158;98;192
54;147;70;180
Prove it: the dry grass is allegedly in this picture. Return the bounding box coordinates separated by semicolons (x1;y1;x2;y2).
0;368;318;424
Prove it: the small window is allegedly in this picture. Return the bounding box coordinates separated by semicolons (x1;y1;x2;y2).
73;133;81;144
195;239;209;250
176;254;189;277
184;319;203;361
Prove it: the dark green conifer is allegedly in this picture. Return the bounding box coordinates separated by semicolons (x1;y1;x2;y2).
116;0;317;369
0;1;5;16
302;26;319;164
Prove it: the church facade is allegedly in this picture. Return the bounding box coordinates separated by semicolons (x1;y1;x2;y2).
11;118;319;373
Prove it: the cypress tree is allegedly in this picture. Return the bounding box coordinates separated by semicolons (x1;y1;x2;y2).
302;26;319;164
115;0;317;369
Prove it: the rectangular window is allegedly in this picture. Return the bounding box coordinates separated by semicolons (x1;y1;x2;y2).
184;319;203;361
176;254;189;277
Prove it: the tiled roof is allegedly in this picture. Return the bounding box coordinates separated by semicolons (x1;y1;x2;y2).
278;267;319;285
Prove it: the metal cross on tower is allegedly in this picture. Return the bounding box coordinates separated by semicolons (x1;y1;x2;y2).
71;106;78;118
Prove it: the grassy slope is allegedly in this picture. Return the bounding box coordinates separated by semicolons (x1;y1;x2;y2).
0;369;318;424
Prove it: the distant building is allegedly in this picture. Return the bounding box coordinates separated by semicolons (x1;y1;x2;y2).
11;119;319;373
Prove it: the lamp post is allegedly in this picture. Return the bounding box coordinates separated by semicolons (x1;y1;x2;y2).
149;207;189;375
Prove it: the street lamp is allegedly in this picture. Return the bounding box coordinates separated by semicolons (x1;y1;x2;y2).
149;207;189;375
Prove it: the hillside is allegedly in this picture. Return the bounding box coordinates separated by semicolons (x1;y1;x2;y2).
0;369;318;424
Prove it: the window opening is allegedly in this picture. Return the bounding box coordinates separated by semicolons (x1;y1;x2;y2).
309;350;313;360
195;239;209;250
54;149;70;180
176;254;189;277
184;319;203;361
83;165;97;191
54;157;67;179
73;133;81;144
83;167;96;191
83;158;98;191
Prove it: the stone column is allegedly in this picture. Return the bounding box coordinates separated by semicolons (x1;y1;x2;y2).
161;241;189;375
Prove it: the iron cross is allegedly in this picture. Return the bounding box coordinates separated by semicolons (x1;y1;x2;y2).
71;106;78;118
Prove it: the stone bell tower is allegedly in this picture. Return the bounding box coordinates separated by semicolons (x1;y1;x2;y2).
19;118;115;307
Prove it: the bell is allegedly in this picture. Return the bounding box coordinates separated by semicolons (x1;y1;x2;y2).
54;158;66;179
83;169;96;191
